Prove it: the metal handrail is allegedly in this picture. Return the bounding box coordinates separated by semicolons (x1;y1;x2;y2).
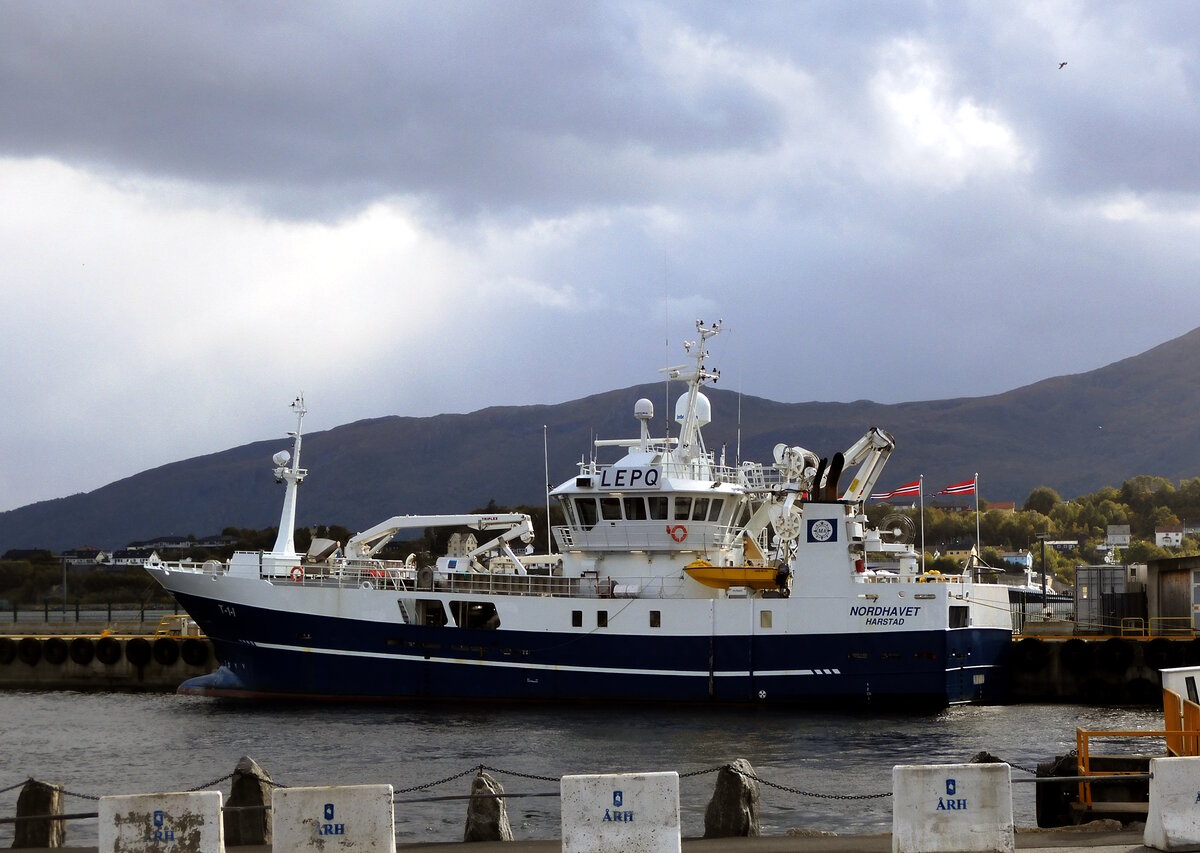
1075;727;1183;809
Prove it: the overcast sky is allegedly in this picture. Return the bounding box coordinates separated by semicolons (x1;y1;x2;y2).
2;1;1199;512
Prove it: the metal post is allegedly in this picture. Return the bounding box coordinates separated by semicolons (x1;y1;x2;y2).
543;424;552;554
1041;537;1047;598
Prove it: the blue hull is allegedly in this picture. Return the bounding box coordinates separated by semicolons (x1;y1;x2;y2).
173;590;1010;707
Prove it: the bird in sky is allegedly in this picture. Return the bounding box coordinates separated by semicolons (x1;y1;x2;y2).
1059;61;1068;69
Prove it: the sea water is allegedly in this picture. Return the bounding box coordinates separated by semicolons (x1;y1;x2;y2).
0;691;1160;845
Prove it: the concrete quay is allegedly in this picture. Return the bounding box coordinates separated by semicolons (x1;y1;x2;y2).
7;827;1154;852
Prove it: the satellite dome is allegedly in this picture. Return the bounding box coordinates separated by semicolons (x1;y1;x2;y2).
272;450;291;467
674;392;711;428
634;398;654;420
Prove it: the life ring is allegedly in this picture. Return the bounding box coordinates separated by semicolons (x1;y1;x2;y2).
290;566;304;582
667;524;687;542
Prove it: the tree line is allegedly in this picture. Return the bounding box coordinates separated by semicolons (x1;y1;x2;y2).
3;475;1197;602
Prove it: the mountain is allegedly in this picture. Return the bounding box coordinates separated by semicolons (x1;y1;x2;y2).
4;326;1200;553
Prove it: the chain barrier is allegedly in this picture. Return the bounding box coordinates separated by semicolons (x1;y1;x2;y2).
679;765;727;779
186;772;236;793
739;768;890;801
392;765;485;796
478;764;561;784
9;756;1039;813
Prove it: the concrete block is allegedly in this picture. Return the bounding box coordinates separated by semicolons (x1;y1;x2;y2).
1146;756;1200;851
271;784;395;853
892;763;1014;853
561;771;680;853
99;790;224;853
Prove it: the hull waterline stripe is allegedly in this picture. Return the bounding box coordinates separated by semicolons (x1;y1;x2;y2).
248;640;849;679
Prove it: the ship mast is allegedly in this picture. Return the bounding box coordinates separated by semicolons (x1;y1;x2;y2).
669;319;721;462
269;395;308;558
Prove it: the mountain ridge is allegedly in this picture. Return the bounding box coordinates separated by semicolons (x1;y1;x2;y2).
4;326;1200;552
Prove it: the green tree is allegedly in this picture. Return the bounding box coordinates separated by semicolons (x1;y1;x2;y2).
1023;486;1062;516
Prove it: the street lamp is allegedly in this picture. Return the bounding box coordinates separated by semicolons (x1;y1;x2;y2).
1034;533;1053;603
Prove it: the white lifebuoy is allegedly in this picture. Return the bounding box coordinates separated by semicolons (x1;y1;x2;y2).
667;524;687;543
290;566;304;582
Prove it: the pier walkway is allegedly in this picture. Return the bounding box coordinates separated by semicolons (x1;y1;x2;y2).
8;827;1154;852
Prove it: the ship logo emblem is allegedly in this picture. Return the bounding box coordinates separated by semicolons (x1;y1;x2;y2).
808;519;836;542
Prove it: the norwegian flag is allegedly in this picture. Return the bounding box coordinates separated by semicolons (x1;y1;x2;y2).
938;478;976;496
869;480;922;500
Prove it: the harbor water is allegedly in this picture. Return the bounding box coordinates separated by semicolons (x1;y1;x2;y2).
0;691;1161;847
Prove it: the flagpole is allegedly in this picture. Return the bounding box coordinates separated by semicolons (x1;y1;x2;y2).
974;472;980;556
919;474;925;573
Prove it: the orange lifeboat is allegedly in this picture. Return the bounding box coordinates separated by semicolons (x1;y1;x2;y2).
684;559;780;591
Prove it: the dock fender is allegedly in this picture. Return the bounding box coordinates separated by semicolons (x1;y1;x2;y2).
1145;638;1180;671
43;636;68;665
1012;637;1048;672
0;637;15;665
95;636;122;666
69;637;94;665
153;637;180;666
17;637;41;666
125;637;152;667
181;638;209;667
1098;637;1134;673
1060;638;1092;673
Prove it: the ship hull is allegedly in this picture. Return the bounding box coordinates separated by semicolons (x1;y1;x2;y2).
162;578;1009;708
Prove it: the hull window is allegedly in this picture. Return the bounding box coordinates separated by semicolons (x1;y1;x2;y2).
416;599;447;627
649;610;661;628
450;601;500;630
950;606;970;628
572;610;583;628
597;610;608;628
760;610;773;629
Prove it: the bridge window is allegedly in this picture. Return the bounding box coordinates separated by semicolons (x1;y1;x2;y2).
648;497;668;520
600;497;622;521
674;498;692;520
708;499;724;522
624;497;647;520
575;498;598;527
557;496;578;527
691;498;710;521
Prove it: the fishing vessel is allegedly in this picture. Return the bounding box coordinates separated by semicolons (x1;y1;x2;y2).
145;320;1012;706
